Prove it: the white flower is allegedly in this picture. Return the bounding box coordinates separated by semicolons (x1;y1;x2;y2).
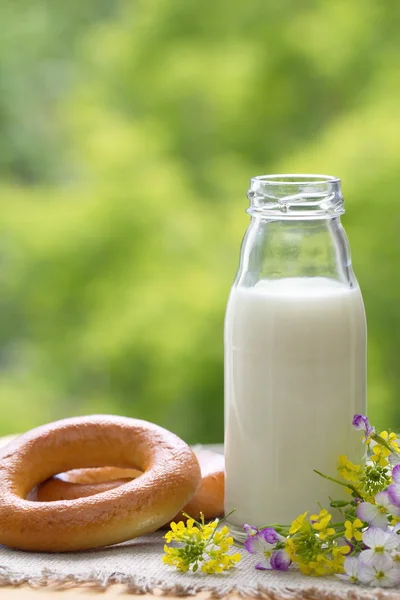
357;491;400;529
336;556;359;584
357;502;388;529
376;491;400;517
360;527;400;565
358;555;399;587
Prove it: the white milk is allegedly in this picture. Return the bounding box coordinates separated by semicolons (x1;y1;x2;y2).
224;277;366;533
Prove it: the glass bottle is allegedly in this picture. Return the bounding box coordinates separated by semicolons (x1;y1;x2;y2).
224;174;366;540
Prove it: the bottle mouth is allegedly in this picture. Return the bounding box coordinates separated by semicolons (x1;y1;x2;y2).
252;174;341;185
247;174;344;218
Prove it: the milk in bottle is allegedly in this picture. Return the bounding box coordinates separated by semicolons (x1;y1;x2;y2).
224;175;366;539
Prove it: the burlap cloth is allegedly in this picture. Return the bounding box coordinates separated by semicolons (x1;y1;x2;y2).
0;532;399;599
0;438;399;598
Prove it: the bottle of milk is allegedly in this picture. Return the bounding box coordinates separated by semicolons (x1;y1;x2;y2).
224;174;366;540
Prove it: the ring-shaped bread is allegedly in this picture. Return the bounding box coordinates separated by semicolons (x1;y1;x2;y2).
0;415;201;552
34;449;225;523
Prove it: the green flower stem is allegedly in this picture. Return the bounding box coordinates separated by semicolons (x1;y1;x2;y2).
313;470;362;497
220;509;236;523
182;512;203;527
331;504;357;522
348;541;364;556
260;524;290;530
207;510;237;546
343;512;358;520
206;527;218;546
328;532;347;541
182;508;235;530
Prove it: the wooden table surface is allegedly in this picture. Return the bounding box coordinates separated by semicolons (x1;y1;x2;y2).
1;586;148;598
1;588;225;598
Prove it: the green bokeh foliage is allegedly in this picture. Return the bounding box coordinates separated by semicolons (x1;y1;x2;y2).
0;0;399;441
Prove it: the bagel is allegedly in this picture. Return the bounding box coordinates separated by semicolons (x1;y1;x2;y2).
32;466;142;501
34;449;225;523
176;449;224;522
0;415;201;552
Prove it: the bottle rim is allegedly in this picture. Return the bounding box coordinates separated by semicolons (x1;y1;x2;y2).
250;174;341;186
247;173;344;218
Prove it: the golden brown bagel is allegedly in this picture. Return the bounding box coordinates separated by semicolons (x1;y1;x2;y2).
0;415;201;552
34;449;225;523
32;466;142;501
174;449;224;522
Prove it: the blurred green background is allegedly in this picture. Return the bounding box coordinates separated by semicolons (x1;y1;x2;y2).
0;0;399;442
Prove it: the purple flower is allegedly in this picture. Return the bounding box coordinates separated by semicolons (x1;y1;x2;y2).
270;550;291;571
244;528;289;571
243;524;258;536
262;527;284;544
352;414;375;440
244;528;282;554
388;465;400;507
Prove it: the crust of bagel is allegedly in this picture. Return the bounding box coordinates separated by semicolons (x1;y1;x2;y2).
34;450;225;524
173;449;224;522
0;415;201;552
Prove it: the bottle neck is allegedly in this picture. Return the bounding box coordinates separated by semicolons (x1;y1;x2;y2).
247;174;344;219
236;216;357;288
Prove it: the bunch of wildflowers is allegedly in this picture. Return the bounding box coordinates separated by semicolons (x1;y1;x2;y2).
243;414;400;588
244;509;350;577
163;512;241;574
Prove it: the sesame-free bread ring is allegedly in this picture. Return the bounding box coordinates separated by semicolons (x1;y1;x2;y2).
34;449;225;523
0;415;201;552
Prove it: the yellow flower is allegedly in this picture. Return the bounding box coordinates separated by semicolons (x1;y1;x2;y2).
337;455;362;482
307;555;335;576
333;545;351;556
163;546;190;572
293;544;349;577
202;519;219;538
164;531;174;543
297;559;312;575
202;552;241;573
303;548;348;577
171;520;185;533
370;444;391;467
163;513;240;573
330;547;349;573
310;509;335;540
285;538;297;561
344;519;363;541
380;431;400;452
289;511;309;534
